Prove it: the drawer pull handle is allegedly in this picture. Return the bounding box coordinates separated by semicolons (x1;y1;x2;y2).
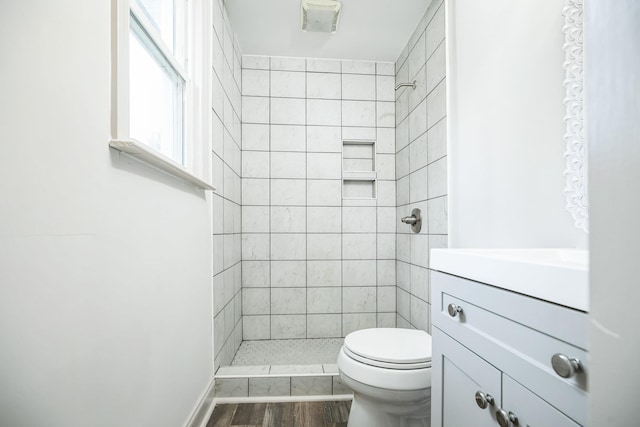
447;303;463;317
551;353;583;378
474;390;494;409
496;408;519;426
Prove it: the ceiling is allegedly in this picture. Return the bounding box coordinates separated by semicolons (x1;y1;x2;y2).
224;0;433;63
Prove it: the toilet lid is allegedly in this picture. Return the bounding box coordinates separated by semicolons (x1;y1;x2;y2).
343;328;432;369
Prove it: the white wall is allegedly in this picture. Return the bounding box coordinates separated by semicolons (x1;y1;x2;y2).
0;2;212;426
447;0;587;248
587;2;640;425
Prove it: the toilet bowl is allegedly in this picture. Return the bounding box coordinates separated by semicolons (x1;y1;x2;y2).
337;328;432;427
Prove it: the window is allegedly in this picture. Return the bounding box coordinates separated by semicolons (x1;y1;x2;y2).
110;0;214;190
129;0;186;164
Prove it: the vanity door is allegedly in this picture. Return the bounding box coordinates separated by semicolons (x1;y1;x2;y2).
502;375;582;427
433;328;501;427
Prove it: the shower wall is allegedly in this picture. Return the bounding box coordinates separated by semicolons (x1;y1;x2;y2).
241;56;397;340
211;0;243;371
395;0;447;333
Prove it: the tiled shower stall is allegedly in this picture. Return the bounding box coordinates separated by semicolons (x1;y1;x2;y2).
212;0;447;397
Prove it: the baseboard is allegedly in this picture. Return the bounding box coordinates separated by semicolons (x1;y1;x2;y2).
213;394;353;405
183;377;216;427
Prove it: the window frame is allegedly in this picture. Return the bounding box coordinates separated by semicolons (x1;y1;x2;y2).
110;0;214;190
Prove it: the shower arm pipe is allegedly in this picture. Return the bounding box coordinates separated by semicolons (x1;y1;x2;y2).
395;80;416;91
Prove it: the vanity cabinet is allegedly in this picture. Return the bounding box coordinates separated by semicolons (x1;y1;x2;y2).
431;271;588;427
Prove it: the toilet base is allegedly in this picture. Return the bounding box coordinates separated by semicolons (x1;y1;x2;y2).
340;372;431;427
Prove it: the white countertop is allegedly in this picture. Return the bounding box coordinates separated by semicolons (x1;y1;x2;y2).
430;249;589;311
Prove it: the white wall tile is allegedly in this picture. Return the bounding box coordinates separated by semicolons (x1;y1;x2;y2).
271;206;306;233
242;96;269;123
242;206;269;232
426;4;445;59
307;126;341;152
271;97;306;125
377;312;396;328
343;287;376;313
307;152;341;179
377;180;396;207
342;233;376;260
271;260;307;287
242;124;269;151
242;261;270;287
307;234;341;260
343;313;376;335
410;296;430;332
410;265;430;302
242;151;269;178
243;315;270;340
271;315;306;338
342;74;376;100
408;32;426;80
376;75;395;102
307;314;341;338
427;79;446;129
342;126;376;141
307;73;341;99
427;118;447;163
271;233;306;260
271;152;306;178
377;101;395;128
377;233;396;259
409;167;429;203
409;133;428;173
242;178;270;206
307;58;341;73
242;288;270;315
410;233;429;268
271;70;306;98
427;196;448;234
409;98;427;141
342;260;376;286
242;69;269;96
249;377;290;397
307;99;341;126
397;175;410;206
377;286;396;312
271;57;306;71
242;234;270;260
307;180;341;206
377;128;395;154
342;207;376;233
426;41;446;95
271;288;306;314
242;55;270;70
271;179;306;205
428;157;447;198
397;234;411;264
342;101;376;127
271;125;305;152
307;207;341;233
377;260;396;286
307;260;342;287
291;376;332;396
376;62;395;76
307;288;341;313
341;60;375;74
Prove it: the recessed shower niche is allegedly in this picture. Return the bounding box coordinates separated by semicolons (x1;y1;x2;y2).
342;140;377;199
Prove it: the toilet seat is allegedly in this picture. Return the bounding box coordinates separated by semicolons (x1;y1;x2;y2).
343;328;432;370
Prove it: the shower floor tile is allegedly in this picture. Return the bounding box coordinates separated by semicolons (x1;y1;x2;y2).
230;338;344;366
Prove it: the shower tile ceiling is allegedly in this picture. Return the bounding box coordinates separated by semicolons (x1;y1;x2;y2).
224;0;433;62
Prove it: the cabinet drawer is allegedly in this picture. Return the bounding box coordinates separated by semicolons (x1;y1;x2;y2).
432;271;588;426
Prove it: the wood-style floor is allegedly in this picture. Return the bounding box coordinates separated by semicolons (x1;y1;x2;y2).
207;401;351;427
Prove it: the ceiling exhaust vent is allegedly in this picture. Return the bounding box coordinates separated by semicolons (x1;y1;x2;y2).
301;0;342;33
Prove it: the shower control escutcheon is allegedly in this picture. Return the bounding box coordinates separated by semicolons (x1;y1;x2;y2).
401;208;422;233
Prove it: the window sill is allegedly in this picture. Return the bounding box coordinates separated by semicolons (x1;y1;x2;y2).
109;139;215;191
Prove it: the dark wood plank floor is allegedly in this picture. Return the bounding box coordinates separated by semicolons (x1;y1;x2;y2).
207;401;351;427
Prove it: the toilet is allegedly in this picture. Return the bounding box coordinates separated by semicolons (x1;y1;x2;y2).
337;328;432;427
